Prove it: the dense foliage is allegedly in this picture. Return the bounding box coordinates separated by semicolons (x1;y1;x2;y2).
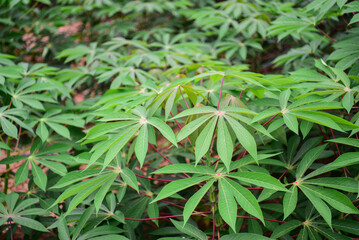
1;0;359;239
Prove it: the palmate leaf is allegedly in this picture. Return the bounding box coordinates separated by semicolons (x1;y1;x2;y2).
135;124;148;167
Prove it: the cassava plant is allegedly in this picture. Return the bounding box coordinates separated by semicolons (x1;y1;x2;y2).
0;0;359;239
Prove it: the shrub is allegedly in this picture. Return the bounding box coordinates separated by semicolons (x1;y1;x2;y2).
0;0;358;239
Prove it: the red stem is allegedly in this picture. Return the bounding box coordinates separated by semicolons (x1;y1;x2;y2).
278;169;288;180
9;217;13;240
135;173;173;182
149;143;191;178
179;87;190;109
330;128;340;156
315;25;337;43
238;89;244;101
263;114;278;127
217;75;225;110
317;124;338;156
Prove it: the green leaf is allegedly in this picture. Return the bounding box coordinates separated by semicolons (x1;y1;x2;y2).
224;178;264;224
304;177;358;192
94;173;117;213
342;91;354;113
327;137;359;148
279;89;291;110
217;116;233;171
65;174;113;216
152;176;211;203
283;112;298;134
57;217;70;240
86;121;137;139
148;117;177;146
31;161;47;191
50;169;101;189
251;108;280;123
50;174;110;208
225;115;257;160
171;220;207;240
283;185;298;220
46;122;70;139
172;106;217;119
271;220;302;239
15;160;29;186
195;116;218;164
176;114;213;142
301;185;359;214
165;88;178;121
12;216;49;232
0;117;18;139
218;178;237;232
183;178;215;225
292;111;343;132
229;172;288;192
300;120;313;138
120;168;139;193
296;144;327;179
311;225;352;240
135;125;148;167
303;152;359;180
103;125;140;169
36;121;49;142
153;164;215;175
300;185;332;227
